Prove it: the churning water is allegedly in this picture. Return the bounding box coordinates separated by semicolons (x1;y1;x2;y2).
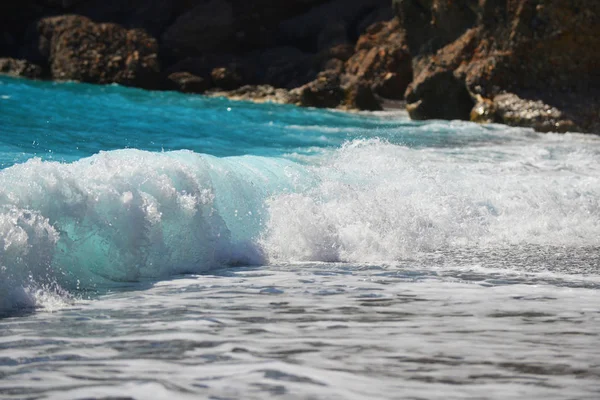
0;76;599;399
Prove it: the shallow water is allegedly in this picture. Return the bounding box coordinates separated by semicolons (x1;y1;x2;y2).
0;76;599;399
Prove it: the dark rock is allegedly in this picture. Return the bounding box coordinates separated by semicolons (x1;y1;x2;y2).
211;65;243;90
395;0;600;132
480;93;578;133
207;84;296;104
316;22;348;51
255;47;317;89
292;71;346;108
161;0;234;59
167;72;209;94
0;58;44;79
393;0;478;56
355;6;394;37
0;1;50;57
279;0;390;52
44;0;85;8
344;81;382;111
70;0;175;37
406;69;474;121
24;15;161;89
321;43;355;63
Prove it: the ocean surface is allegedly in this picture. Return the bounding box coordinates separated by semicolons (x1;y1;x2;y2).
0;76;599;399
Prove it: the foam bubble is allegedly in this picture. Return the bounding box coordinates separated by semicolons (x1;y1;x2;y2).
0;150;311;312
261;138;600;263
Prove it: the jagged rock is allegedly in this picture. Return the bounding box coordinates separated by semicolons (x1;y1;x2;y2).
207;84;296;104
0;58;44;79
488;93;577;133
167;72;209;94
395;0;600;132
345;19;411;100
22;15;161;89
292;71;345;108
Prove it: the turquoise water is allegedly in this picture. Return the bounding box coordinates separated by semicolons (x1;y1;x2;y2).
1;76;600;399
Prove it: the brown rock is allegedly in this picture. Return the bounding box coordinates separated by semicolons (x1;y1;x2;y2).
491;93;578;133
211;65;243;90
207;85;295;105
395;0;600;132
292;71;346;109
0;58;44;79
343;19;412;100
167;72;209;94
24;15;161;89
343;81;382;111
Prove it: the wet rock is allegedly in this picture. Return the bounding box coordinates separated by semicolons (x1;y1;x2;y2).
0;58;44;79
207;84;296;105
491;93;578;133
211;65;243;90
343;81;382;111
406;69;474;120
292;71;345;109
23;15;161;89
167;72;209;94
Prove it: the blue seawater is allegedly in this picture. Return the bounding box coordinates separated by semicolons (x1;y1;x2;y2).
1;75;600;311
2;77;600;399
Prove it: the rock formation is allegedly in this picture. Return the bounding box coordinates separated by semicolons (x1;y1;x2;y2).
0;0;598;132
394;0;600;132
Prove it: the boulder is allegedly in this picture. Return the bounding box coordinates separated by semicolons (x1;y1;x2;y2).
207;84;296;105
292;70;383;111
406;69;474;120
471;93;578;133
23;15;161;89
343;81;382;111
167;72;209;94
211;65;243;90
395;0;600;132
0;58;44;79
292;71;346;108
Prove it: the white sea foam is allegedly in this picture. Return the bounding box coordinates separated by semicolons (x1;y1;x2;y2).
262;138;600;262
0;150;309;311
1;135;599;311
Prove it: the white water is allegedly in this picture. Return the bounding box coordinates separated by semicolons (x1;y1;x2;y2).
1;134;600;312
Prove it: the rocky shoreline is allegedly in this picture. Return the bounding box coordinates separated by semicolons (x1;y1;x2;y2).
1;1;598;133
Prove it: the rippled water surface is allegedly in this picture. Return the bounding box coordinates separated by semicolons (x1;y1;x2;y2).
1;77;599;399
